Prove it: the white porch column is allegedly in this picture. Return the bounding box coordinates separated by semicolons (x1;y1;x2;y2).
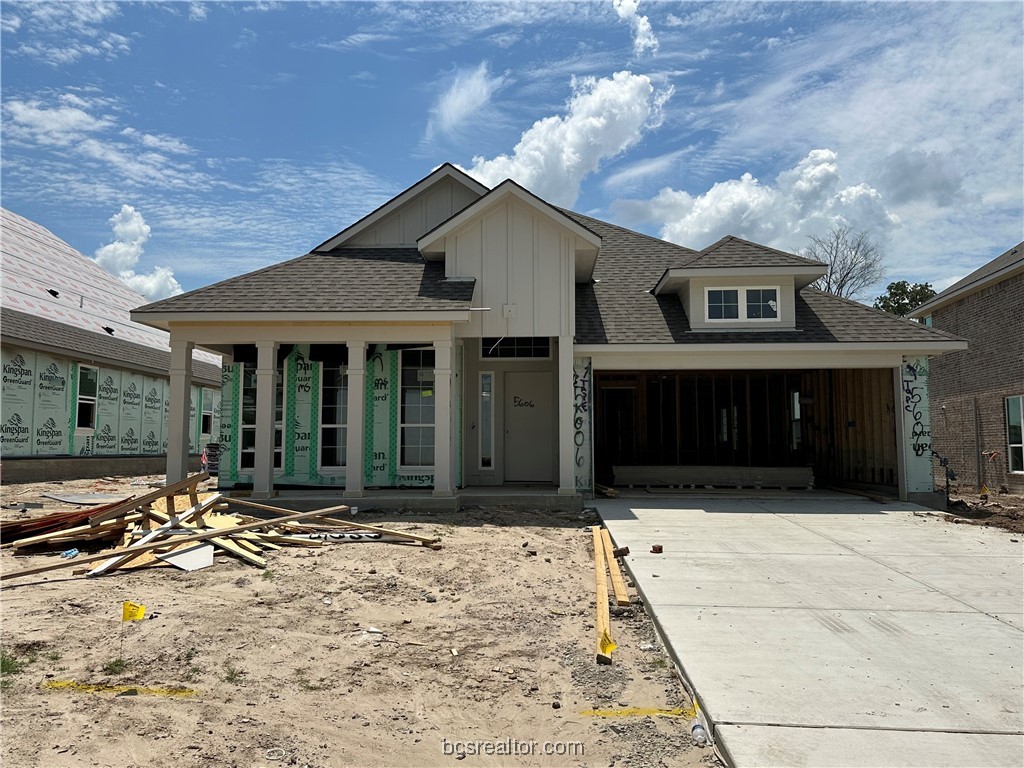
432;339;454;496
894;364;909;502
557;335;576;494
166;339;194;485
344;341;366;498
253;340;278;498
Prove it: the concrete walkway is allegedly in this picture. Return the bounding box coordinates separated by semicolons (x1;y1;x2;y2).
598;493;1024;767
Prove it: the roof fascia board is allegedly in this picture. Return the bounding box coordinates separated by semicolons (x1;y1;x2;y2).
909;260;1024;318
132;310;472;329
653;265;826;295
0;334;221;386
417;180;602;255
315;164;488;251
574;340;967;354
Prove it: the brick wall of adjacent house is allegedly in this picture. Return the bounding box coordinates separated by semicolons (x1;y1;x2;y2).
927;271;1024;493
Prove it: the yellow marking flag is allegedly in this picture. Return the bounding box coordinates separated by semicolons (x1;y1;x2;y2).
122;601;146;622
599;630;617;656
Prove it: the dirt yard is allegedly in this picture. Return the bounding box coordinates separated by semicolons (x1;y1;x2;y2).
1;475;714;768
942;488;1024;536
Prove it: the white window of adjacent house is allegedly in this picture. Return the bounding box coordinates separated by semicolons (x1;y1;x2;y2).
76;365;98;430
400;350;435;468
200;390;214;438
1007;395;1023;473
320;364;348;469
706;287;780;322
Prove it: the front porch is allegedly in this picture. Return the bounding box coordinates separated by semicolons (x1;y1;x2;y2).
161;326;583;502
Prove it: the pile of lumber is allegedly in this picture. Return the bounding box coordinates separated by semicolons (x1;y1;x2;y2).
1;473;441;584
592;525;630;665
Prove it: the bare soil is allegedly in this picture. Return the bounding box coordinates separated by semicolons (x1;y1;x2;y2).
1;475;715;768
942;488;1024;536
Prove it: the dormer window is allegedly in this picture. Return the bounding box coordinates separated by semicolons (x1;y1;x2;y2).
705;287;780;322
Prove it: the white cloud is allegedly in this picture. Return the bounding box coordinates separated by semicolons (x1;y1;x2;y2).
94;205;182;301
462;71;673;207
614;149;898;251
121;127;193;155
426;62;507;141
7;1;130;66
188;3;208;22
3;99;115;145
612;0;658;56
318;33;395;51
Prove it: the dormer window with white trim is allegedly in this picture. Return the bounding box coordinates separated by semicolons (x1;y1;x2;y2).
705;287;780;323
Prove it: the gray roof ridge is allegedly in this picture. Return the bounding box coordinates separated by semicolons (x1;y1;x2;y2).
928;241;1024;302
558;207;700;259
698;234;826;266
135;251;320;313
801;286;964;342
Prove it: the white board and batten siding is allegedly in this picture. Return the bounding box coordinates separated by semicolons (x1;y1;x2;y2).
345;177;480;247
446;198;576;339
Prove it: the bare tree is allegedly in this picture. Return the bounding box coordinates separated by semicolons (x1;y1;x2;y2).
803;225;886;300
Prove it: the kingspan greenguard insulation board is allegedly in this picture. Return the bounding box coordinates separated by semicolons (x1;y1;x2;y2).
1;344;219;458
217;343;463;489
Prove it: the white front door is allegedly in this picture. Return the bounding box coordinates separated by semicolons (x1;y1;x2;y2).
504;371;554;482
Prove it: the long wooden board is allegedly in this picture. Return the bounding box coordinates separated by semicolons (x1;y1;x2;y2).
1;505;351;583
88;473;210;526
600;528;631;607
11;514;145;549
592;526;615;665
226;499;438;544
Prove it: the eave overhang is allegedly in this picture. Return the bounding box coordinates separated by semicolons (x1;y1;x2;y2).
653;264;827;295
132;309;474;332
909;258;1024;318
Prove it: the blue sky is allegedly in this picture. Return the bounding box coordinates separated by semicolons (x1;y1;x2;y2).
2;0;1022;302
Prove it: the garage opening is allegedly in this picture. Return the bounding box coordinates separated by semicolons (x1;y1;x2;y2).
594;369;898;491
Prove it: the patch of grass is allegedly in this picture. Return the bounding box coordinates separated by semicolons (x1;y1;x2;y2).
1;648;25;677
648;657;668;669
223;665;245;685
293;668;329;691
103;658;129;676
261;570;274;580
45;650;62;662
182;665;203;683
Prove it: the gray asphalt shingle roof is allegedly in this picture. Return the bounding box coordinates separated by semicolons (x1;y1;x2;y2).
135;249;475;314
1;307;222;385
565;212;961;346
684;235;825;269
917;242;1024;314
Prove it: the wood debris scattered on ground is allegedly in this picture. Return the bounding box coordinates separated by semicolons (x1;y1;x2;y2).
0;473;440;585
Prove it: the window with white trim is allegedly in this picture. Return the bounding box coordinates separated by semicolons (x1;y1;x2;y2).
76;365;98;430
706;287;780;322
479;372;494;469
200;390;214;437
319;364;348;469
239;363;284;471
1008;395;1023;473
400;350;435;468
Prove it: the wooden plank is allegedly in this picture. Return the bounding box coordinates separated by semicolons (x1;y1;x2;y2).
11;514;145;549
145;508;266;567
0;505;349;583
600;528;630;607
226;499;438;543
592;526;614;665
89;495;222;575
88;473;210;526
224;498;355;526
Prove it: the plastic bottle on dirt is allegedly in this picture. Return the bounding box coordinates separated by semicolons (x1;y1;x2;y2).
689;718;708;746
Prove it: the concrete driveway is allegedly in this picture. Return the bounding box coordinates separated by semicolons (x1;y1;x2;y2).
598;492;1024;767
